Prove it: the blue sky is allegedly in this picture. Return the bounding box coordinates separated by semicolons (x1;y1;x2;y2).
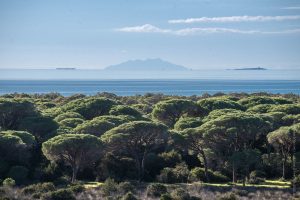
0;0;300;69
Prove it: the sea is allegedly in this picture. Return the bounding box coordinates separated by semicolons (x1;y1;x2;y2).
0;69;299;96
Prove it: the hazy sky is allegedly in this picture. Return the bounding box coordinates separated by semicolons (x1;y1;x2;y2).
0;0;300;69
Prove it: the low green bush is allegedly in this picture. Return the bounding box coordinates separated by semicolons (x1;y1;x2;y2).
157;163;189;183
171;188;190;200
294;174;300;188
121;192;138;200
101;178;118;196
189;167;229;183
218;192;238;200
53;176;70;186
118;181;135;194
248;171;265;184
42;189;76;200
146;183;167;197
22;182;55;195
160;193;172;200
2;178;15;187
68;184;85;194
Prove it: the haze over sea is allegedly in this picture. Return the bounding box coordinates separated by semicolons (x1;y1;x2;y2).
0;69;299;96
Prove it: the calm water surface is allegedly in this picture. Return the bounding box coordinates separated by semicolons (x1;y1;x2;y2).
0;69;299;96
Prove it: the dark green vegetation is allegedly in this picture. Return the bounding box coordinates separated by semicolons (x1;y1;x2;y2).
0;92;300;199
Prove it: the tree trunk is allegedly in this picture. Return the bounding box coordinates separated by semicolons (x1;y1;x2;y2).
282;156;286;180
201;153;210;183
232;163;236;183
72;165;78;183
141;155;145;181
136;158;142;182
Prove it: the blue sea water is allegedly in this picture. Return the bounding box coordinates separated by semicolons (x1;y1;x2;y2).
0;69;299;96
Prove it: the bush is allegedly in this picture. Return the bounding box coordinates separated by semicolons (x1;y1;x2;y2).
2;178;15;187
171;188;190;200
189;167;229;183
101;178;118;196
218;192;238;200
248;170;265;184
121;192;138;200
22;182;55;195
190;197;202;200
146;183;167;197
53;176;70;186
157;163;189;183
294;174;300;188
160;193;172;200
7;165;29;184
68;184;85;194
118;181;135;194
42;189;76;200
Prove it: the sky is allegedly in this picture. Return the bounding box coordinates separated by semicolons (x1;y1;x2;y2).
0;0;300;70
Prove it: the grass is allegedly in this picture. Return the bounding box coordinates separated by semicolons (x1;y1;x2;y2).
83;181;103;189
199;179;292;188
82;179;291;189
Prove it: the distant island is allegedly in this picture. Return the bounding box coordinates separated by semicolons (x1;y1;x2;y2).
231;67;267;71
56;68;76;70
104;58;189;71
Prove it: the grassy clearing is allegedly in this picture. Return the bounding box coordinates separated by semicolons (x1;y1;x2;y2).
83;181;103;189
199;179;292;188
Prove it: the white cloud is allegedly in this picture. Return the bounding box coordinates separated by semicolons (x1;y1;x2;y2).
116;24;300;36
175;28;300;35
115;24;170;33
168;15;300;24
282;6;300;10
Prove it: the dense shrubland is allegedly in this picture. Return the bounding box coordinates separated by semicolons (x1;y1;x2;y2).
0;92;300;199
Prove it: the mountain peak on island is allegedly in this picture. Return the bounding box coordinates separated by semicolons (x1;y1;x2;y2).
104;58;189;71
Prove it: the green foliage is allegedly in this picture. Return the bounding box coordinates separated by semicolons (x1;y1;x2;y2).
202;109;242;123
0;134;30;167
131;103;152;115
42;188;76;200
109;105;142;118
102;121;168;180
170;188;190;200
60;97;117;119
0;130;36;147
152;99;208;127
189;167;229;183
58;118;84;128
101;178;118;196
74;118;115;137
22;182;55;197
248;170;265;184
0;98;37;130
146;183;167;197
174;117;202;131
54;112;84;122
160;193;173;200
158;150;182;168
269;104;300;115
7;166;28;185
157;163;189;183
294;174;300;188
68;183;85;194
118;181;135;194
121;192;138;200
218;192;238;200
198;97;245;112
238;96;292;108
2;178;15;187
42;134;103;182
18;116;58;143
